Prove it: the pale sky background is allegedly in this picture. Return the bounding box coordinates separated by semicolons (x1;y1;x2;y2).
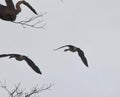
0;0;120;97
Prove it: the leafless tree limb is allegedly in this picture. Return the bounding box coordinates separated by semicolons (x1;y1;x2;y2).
13;11;47;29
0;81;54;97
0;80;11;95
25;83;54;97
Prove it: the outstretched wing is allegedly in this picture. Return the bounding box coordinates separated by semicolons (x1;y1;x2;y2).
54;45;74;51
23;56;42;74
5;0;15;9
21;1;38;15
77;49;88;67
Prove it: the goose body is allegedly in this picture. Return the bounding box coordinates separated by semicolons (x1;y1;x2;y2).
0;54;42;74
54;45;88;67
0;0;37;21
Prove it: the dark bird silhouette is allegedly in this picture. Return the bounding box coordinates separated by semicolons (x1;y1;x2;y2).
54;45;88;67
0;0;37;21
0;54;42;74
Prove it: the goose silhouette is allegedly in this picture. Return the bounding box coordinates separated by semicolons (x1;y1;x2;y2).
0;54;42;74
0;0;37;21
54;45;88;67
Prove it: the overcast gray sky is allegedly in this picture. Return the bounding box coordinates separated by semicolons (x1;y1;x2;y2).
0;0;120;97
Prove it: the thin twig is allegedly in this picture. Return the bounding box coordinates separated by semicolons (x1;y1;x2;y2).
13;12;47;29
0;81;54;97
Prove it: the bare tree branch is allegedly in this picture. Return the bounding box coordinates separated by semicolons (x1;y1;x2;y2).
0;81;53;97
25;83;54;97
13;12;47;29
11;83;21;96
0;80;11;95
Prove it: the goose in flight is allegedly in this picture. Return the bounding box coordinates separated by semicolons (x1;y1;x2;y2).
0;0;37;21
54;45;88;67
0;54;42;74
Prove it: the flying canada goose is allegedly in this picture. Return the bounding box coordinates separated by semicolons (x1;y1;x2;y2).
0;0;37;21
0;54;42;74
54;45;88;67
